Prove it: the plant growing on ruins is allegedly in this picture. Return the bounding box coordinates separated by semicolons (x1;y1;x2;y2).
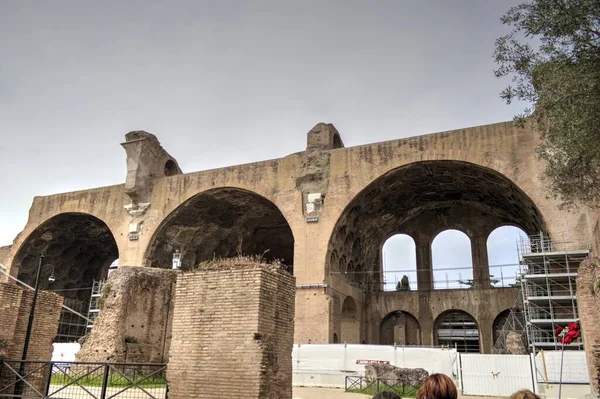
124;336;138;344
458;276;501;288
194;254;287;271
494;0;600;208
396;275;410;291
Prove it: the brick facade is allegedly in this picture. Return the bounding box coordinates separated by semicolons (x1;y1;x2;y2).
0;282;62;360
167;264;295;399
576;258;600;393
0;282;63;397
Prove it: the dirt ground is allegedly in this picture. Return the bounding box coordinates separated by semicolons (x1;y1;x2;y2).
293;387;369;398
292;387;504;399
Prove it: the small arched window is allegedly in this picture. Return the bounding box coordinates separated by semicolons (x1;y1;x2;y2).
487;226;528;287
164;160;178;176
332;134;342;149
432;229;473;290
381;234;417;292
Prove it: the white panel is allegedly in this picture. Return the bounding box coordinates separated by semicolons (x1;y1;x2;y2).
534;351;589;384
461;354;534;396
292;344;458;388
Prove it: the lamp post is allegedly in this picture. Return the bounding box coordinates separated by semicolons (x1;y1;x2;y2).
15;254;55;397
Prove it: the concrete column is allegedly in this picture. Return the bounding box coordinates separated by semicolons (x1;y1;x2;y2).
418;293;434;346
471;235;490;290
394;313;407;345
416;239;433;291
478;316;494;354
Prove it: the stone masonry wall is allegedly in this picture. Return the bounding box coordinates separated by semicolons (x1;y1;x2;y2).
167;263;295;399
0;282;63;360
0;282;62;397
76;266;176;363
576;257;600;393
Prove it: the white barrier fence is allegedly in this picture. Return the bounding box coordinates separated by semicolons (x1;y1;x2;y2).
292;344;459;388
292;344;591;398
534;351;589;384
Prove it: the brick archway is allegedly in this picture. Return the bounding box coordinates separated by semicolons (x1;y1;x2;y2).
144;187;295;273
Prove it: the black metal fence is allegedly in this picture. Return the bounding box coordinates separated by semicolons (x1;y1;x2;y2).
345;376;421;396
0;360;168;399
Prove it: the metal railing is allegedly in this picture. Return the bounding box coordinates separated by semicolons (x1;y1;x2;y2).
0;360;168;399
345;376;421;396
519;233;589;255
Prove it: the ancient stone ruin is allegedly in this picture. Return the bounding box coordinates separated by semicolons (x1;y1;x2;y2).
365;363;429;388
2;120;599;365
77;257;296;399
76;266;176;364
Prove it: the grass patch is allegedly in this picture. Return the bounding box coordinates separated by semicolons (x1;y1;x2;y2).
348;385;419;397
50;372;166;388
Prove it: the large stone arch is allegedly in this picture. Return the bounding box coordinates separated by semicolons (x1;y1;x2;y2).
144;187;295;273
11;212;119;342
325;160;548;289
434;309;480;353
380;310;421;346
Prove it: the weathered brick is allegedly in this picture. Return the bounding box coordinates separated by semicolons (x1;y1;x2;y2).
167;264;295;399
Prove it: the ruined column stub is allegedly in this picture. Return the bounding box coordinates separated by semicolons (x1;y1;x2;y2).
306;122;344;151
168;264;295;399
121;131;182;213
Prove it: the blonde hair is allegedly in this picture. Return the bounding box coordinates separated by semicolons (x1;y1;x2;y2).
416;374;457;399
509;390;540;399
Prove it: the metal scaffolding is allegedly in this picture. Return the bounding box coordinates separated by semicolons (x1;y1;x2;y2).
518;232;588;353
86;279;104;334
492;298;527;354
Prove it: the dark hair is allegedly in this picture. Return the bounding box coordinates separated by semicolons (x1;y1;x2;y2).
509;390;541;399
416;374;457;399
373;392;401;399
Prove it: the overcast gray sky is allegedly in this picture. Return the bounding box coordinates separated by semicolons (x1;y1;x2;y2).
0;0;526;279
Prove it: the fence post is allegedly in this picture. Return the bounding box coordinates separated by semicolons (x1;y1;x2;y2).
376;378;380;393
44;362;53;396
100;364;110;399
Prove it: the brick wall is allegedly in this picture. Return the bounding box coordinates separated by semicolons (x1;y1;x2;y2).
167;264;295;399
0;282;63;360
576;258;600;393
0;282;63;396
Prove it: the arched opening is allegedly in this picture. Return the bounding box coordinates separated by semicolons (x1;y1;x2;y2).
333;134;343;149
493;309;512;345
164;159;178;176
492;308;526;353
341;296;360;344
380;311;421;345
326;161;547;291
333;333;339;343
145;187;294;273
487;225;528;288
13;213;118;342
382;234;417;292
432;230;473;290
435;310;480;353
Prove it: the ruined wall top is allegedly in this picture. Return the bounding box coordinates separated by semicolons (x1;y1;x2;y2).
121;130;182;211
306;123;345;151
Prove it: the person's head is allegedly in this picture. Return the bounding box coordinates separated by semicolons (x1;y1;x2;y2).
416;374;457;399
509;390;541;399
372;392;401;399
